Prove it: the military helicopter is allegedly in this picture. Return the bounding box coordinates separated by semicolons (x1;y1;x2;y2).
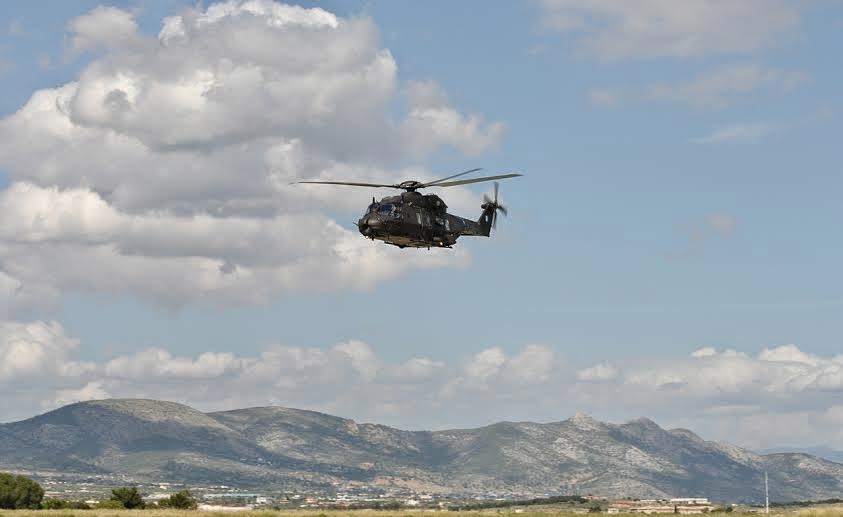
294;168;522;248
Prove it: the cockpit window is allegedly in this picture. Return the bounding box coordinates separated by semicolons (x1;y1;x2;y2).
377;204;398;216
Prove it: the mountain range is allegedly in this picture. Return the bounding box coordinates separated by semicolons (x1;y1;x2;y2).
2;399;842;503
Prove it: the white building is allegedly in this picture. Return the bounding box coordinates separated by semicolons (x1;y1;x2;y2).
670;498;710;505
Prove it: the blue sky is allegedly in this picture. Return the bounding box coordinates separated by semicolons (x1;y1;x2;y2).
1;0;843;451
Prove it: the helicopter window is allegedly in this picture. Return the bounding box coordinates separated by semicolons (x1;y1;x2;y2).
377;204;399;217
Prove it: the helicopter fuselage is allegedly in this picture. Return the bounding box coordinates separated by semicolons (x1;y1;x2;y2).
357;191;493;248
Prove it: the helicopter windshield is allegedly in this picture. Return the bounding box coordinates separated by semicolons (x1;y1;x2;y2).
377;204;398;217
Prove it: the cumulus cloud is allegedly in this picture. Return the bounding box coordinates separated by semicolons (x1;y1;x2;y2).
403;81;505;157
0;321;88;382
104;349;244;380
47;382;111;410
67;6;144;54
537;0;803;60
577;362;618;381
0;1;504;312
445;344;557;393
503;344;556;384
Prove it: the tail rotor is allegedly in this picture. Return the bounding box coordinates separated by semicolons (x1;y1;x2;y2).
482;181;508;230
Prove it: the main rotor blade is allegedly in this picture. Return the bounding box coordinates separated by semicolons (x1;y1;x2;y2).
431;173;522;188
423;168;482;187
292;180;398;188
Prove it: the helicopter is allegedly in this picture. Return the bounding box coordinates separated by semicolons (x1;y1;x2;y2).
294;168;522;249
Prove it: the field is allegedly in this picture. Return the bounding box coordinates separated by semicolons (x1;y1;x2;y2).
3;509;843;517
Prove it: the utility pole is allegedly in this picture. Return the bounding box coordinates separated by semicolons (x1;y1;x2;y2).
765;471;769;514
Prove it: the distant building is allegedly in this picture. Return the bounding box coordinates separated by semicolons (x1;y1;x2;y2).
198;504;252;512
671;498;709;505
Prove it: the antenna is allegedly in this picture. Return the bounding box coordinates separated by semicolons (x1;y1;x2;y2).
765;471;769;514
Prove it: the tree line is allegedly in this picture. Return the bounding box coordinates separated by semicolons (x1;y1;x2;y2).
0;473;197;510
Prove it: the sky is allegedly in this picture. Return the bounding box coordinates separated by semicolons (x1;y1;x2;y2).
1;0;843;453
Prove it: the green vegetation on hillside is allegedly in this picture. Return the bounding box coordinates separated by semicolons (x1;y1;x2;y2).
447;495;591;511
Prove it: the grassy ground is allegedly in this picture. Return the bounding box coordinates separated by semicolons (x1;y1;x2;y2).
3;509;843;517
0;512;589;517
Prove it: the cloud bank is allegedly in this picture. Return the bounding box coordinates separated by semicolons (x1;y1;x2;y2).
0;0;504;313
3;320;843;450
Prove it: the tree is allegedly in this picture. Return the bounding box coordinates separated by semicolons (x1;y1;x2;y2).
110;486;145;509
42;498;66;510
0;472;45;509
43;498;91;510
97;499;126;509
166;490;198;509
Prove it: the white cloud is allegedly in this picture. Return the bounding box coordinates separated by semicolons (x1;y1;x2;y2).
0;1;503;311
446;345;557;393
403;105;506;158
503;344;556;384
538;0;803;60
694;123;777;144
391;357;446;382
335;340;380;381
0;182;469;308
104;349;244;379
0;321;91;382
46;381;110;410
647;64;805;110
67;6;144;54
462;347;508;386
406;80;451;110
588;65;804;110
577;362;618;381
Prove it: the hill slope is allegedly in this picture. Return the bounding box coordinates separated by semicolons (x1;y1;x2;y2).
2;399;842;502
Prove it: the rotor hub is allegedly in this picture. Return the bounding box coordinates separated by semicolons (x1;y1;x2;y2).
398;180;424;191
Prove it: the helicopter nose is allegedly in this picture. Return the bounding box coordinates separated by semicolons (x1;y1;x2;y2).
358;216;381;236
365;216;382;229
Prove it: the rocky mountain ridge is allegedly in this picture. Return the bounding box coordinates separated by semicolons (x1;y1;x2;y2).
2;399;842;502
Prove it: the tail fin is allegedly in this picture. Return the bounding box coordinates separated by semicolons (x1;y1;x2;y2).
477;204;496;237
